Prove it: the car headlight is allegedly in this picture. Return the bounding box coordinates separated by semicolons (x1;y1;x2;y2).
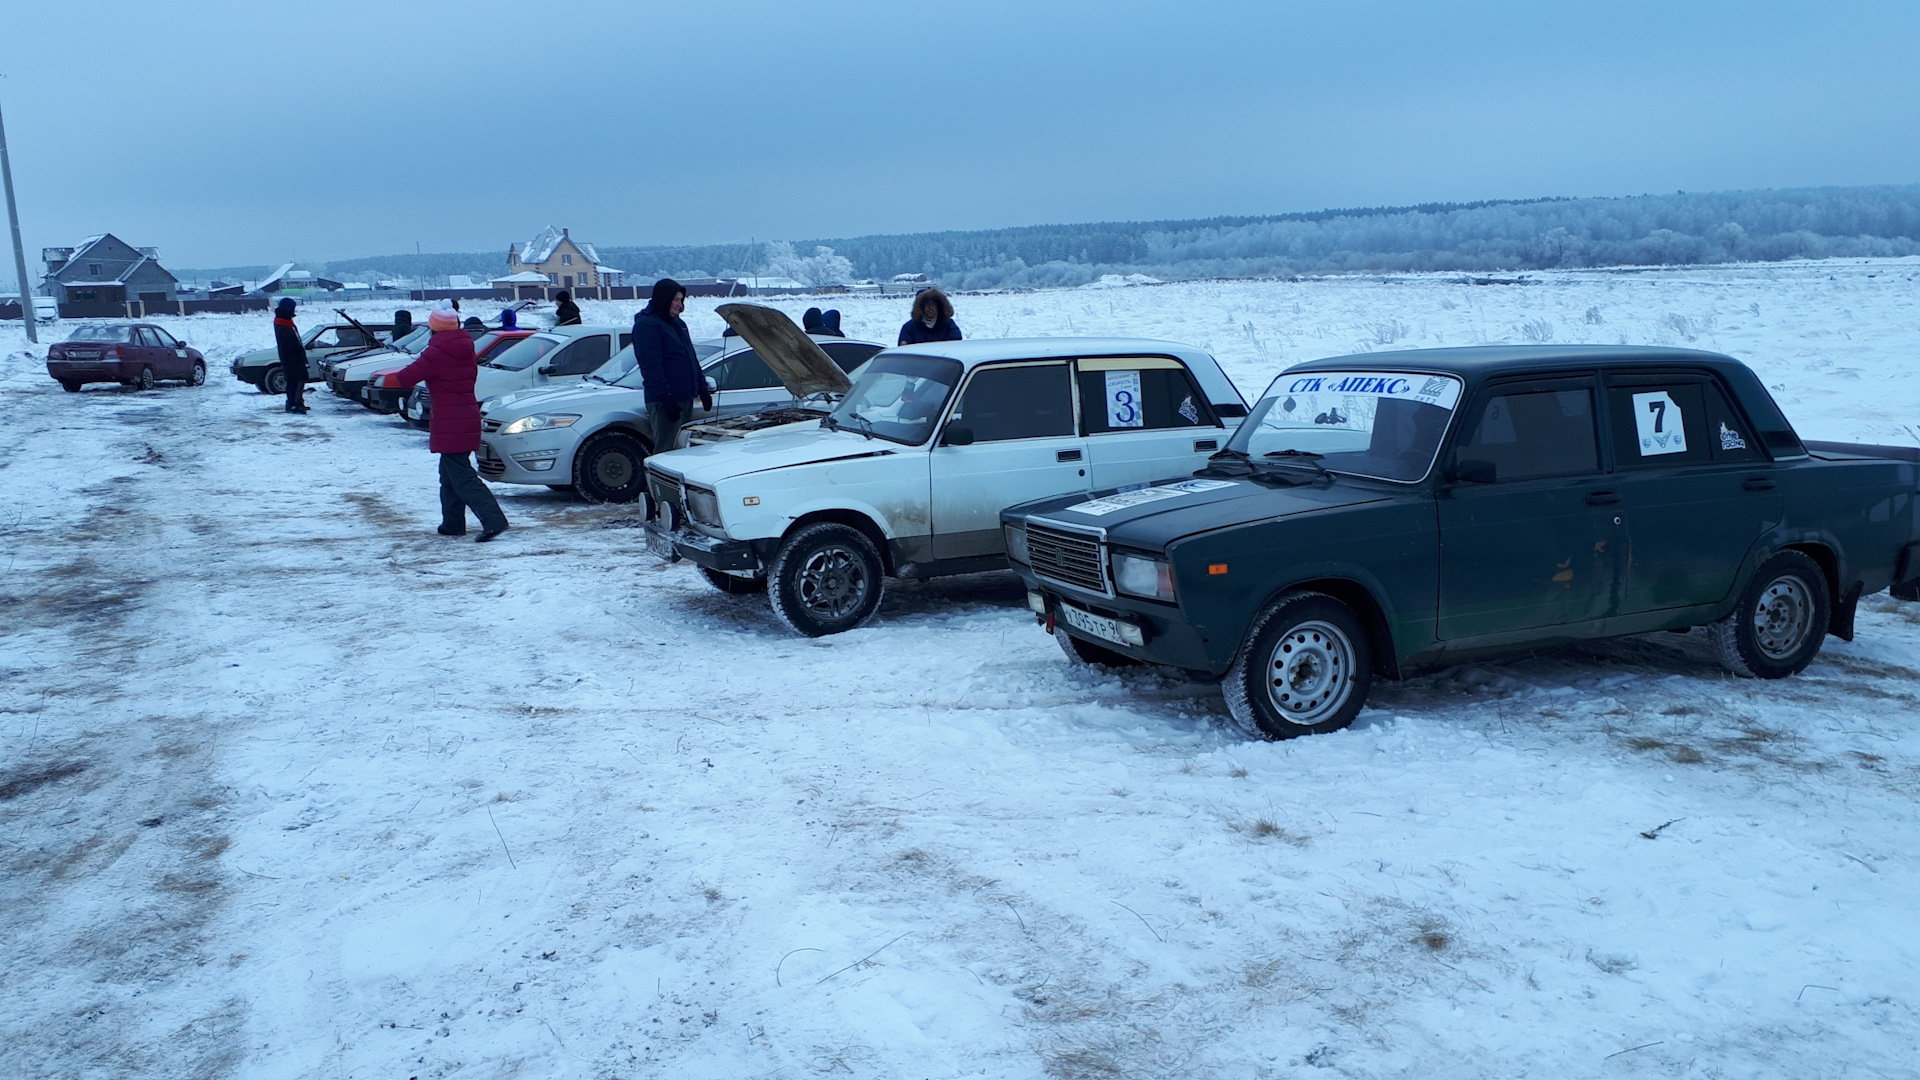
685;486;722;527
499;413;580;436
1112;551;1175;601
1004;524;1030;565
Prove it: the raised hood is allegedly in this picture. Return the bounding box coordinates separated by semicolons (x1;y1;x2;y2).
649;425;893;487
1017;476;1392;548
716;303;853;399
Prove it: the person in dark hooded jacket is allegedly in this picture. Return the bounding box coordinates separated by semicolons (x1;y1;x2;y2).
553;290;582;326
272;297;309;413
632;278;708;454
819;308;845;337
802;307;825;334
498;307;519;330
392;309;414;340
898;288;962;345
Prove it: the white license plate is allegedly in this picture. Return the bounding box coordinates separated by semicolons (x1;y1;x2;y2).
1060;602;1126;646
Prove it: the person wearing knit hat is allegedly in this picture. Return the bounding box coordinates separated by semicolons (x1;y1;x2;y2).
632;278;705;457
272;297;309;413
390;300;510;541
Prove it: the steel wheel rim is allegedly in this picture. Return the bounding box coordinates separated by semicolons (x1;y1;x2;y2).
1752;574;1813;660
594;449;634;490
191;364;205;385
797;545;868;620
1265;619;1353;726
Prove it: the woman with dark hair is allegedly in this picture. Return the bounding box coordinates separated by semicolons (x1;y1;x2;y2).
898;288;961;345
390;301;510;542
554;290;582;326
632;278;708;454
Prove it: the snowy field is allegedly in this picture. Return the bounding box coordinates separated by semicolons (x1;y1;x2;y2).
3;259;1919;1079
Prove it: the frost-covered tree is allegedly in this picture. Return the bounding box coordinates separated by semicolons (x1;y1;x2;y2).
758;242;855;287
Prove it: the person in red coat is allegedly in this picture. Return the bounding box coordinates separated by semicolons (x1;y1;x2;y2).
392;300;510;541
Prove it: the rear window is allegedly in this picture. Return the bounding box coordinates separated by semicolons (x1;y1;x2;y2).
67;324;132;342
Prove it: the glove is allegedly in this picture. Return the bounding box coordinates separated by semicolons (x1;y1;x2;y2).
699;390;714;412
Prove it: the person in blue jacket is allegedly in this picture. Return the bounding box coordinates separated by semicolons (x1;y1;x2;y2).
632;278;709;454
898;288;962;345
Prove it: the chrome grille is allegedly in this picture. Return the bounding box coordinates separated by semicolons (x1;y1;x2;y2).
1027;523;1107;594
482;418;502;433
647;467;685;517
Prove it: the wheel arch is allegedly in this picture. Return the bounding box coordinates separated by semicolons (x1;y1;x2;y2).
784;509;894;575
1261;575;1402;680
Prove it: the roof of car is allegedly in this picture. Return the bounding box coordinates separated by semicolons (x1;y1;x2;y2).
1284;345;1744;380
889;336;1217;369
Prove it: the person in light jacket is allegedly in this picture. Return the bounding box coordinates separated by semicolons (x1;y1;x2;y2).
632;278;708;454
898;288;962;345
272;297;308;413
390;300;510;541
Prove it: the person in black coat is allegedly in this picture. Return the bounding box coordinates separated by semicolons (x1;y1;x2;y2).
819;308;845;337
393;309;414;340
272;297;309;413
898;288;962;346
554;291;582;326
632;278;709;454
802;307;825;334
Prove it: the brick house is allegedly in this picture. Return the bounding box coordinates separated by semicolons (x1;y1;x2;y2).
504;226;624;290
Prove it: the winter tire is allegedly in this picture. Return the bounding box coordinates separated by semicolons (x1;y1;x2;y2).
1055;626;1141;668
768;522;884;637
187;361;206;386
1714;550;1829;679
263;365;287;396
701;567;768;595
1222;591;1373;740
135;366;155;391
60;380;80;393
572;432;648;503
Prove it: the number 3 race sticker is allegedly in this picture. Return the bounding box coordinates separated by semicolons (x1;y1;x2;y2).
1105;370;1143;428
1632;391;1687;456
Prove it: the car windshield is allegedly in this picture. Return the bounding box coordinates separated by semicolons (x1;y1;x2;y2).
607;346;643;386
824;353;963;445
1227;370;1464;482
393;326;432;353
486;333;563;371
67;324;132;342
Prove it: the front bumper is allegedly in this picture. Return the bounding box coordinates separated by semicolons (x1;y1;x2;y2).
643;518;760;571
328;374;369;400
362;384;409;413
1013;563;1219;673
477;438;571;484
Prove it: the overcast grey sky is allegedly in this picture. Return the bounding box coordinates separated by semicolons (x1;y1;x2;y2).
4;0;1917;271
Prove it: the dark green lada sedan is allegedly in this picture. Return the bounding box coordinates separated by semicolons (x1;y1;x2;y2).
1001;346;1920;739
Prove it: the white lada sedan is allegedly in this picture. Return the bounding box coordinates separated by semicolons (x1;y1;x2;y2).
643;338;1248;636
478;334;884;502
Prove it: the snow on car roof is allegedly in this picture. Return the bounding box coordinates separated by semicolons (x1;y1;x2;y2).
889;336;1217;368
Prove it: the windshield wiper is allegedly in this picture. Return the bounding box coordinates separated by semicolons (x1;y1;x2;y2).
842;412;878;440
1262;448;1324;460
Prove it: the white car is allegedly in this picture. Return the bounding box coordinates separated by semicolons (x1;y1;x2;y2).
401;324;632;429
477;334;885;501
643;337;1249;635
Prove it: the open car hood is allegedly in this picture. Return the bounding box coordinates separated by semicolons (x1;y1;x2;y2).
715;303;853;399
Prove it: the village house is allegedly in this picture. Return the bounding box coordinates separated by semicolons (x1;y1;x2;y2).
41;234;179;304
498;226;625;291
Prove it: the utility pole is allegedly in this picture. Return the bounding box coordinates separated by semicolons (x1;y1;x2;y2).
0;87;37;344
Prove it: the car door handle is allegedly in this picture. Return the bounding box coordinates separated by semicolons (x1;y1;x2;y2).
1056;449;1083;462
1194;438;1219;452
1584;490;1621;506
1742;476;1776;492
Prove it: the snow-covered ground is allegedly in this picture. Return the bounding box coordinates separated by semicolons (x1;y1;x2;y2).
3;260;1918;1079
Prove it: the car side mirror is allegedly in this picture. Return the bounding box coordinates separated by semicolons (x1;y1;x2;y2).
538;365;556;376
705;376;718;393
1449;459;1496;484
942;424;975;447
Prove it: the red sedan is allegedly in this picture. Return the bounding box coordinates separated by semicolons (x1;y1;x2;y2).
47;323;207;392
366;329;535;416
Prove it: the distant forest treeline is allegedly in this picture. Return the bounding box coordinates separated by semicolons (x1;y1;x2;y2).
177;183;1920;290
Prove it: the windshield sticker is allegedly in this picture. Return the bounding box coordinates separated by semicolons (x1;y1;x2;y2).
1277;371;1462;411
1105;370;1144;428
1632;391;1687;455
1067;478;1237;516
1719;422;1747;451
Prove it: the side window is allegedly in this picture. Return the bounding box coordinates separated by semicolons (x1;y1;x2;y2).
706;348;782;391
1455;384;1599;481
150;327;179;348
548;335;611;376
1702;380;1764;463
949;363;1075;442
1077;358;1216;434
338;327;375;349
619;333;632;351
134;328;162;347
1606;380;1712;469
310;327;343;348
822;341;883;372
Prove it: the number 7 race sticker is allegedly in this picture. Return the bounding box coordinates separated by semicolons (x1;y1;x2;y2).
1632;391;1687;455
1105;370;1144;428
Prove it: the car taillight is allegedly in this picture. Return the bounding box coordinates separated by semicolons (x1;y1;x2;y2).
104;347;122;359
